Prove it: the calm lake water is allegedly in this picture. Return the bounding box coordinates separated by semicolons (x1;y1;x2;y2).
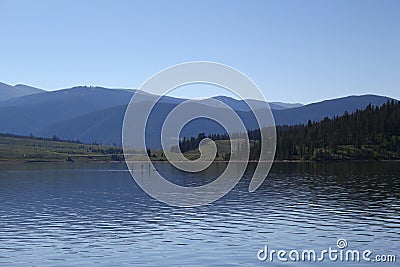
0;162;399;266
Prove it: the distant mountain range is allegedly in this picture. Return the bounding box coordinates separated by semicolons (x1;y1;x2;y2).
0;82;396;147
0;82;44;101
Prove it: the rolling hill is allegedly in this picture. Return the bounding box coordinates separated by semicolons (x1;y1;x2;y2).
0;82;44;101
0;86;134;135
0;82;396;147
38;94;396;147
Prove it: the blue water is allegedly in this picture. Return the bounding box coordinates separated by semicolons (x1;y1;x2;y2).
0;162;399;266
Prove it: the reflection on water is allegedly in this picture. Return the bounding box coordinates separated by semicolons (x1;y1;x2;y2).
0;162;399;266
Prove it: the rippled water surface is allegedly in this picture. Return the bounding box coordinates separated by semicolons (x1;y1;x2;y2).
0;162;399;266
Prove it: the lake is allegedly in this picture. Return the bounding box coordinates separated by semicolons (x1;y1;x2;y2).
0;162;399;266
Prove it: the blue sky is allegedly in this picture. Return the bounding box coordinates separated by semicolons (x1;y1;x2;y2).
0;0;399;103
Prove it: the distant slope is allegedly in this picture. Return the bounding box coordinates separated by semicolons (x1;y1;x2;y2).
0;83;302;138
272;95;394;125
0;86;189;136
37;102;260;147
0;81;396;147
0;82;44;101
270;102;303;110
38;105;127;146
0;86;135;135
37;94;396;147
0;85;134;107
200;96;303;111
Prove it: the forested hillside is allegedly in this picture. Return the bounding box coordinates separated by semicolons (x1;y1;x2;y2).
275;100;400;160
179;100;400;161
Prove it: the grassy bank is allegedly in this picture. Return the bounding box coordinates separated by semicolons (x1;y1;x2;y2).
1;134;398;163
0;134;123;163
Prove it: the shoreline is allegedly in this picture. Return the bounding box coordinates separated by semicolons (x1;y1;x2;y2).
1;159;400;164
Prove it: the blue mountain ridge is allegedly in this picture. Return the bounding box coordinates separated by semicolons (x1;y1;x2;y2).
0;83;396;147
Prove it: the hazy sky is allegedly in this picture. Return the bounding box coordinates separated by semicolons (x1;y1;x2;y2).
0;0;399;103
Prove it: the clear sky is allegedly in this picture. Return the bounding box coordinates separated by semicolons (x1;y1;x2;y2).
0;0;399;103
